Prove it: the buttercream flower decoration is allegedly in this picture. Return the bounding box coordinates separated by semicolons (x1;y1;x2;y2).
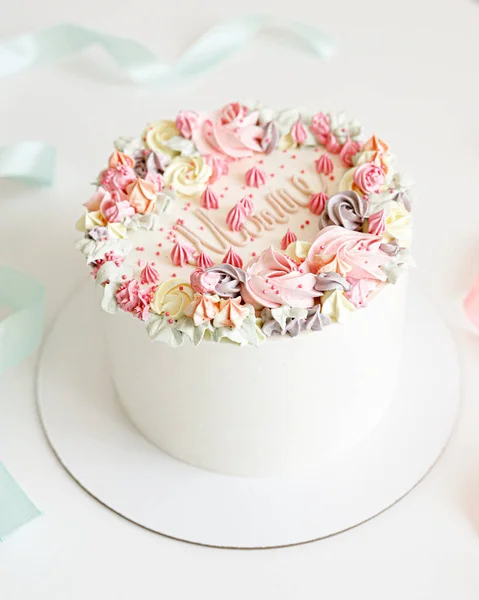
384;202;412;248
306;226;390;280
320;190;369;231
151;279;194;319
213;298;250;329
126;178;157;214
241;246;320;309
184;293;220;326
143;120;180;158
163;156;212;197
192;103;264;159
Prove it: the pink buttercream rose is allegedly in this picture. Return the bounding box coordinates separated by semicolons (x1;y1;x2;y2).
175;110;199;139
306;226;389;281
309;112;330;144
100;164;137;192
116;280;152;321
100;189;135;222
353;161;385;194
190;268;221;294
192;104;264;159
241;247;319;309
219;102;247;125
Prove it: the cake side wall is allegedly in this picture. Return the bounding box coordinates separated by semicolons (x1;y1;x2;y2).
102;278;408;477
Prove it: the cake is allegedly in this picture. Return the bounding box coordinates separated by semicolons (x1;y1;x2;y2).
76;103;413;477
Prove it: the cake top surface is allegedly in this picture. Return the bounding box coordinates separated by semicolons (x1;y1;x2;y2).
76;102;413;347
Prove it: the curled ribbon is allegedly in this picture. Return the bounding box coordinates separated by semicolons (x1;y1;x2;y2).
0;142;55;186
0;266;45;375
0;16;334;85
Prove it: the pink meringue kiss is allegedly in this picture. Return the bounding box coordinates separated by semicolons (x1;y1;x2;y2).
140;262;159;285
309;192;328;215
222;247;243;268
281;228;297;250
291;118;307;145
245;166;267;188
239;196;254;216
368;209;386;235
339;138;362;167
226;202;247;232
201;185;219;210
197;252;214;269
325;133;341;154
171;241;195;267
315;154;334;176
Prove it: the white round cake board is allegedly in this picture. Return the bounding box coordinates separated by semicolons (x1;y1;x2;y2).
36;280;460;549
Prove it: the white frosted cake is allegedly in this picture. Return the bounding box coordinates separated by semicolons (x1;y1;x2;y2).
76;103;413;477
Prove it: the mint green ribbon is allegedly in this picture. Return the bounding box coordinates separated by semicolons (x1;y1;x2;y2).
0;142;55;186
0;266;45;375
0;16;334;85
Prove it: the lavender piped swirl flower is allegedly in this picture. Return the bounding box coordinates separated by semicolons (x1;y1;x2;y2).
314;271;351;294
319;190;369;231
260;121;280;154
204;264;247;298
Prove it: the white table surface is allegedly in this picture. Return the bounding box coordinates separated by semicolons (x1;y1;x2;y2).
2;0;479;597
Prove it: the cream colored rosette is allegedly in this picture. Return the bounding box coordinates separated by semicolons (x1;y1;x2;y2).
163;156;212;197
152;279;194;319
143;120;180;158
384;202;412;248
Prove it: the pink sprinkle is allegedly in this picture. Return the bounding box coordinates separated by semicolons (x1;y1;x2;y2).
152;262;156;266
276;290;280;295
305;220;310;225
241;185;246;190
179;286;184;291
330;176;335;181
248;194;253;198
165;312;170;317
172;273;177;278
250;237;254;242
252;252;257;257
298;284;303;288
168;319;174;324
183;207;188;211
155;251;160;256
300;170;305;174
262;290;267;294
300;224;305;229
280;165;284;169
270;173;275;177
186;202;191;207
160;228;164;232
220;194;224;199
259;160;264;165
122;275;127;280
200;226;204;231
224;186;229;191
314;148;319;152
173;225;177;230
292;155;297;159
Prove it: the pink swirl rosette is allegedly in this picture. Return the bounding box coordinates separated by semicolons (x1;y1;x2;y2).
192;102;264;159
306;226;389;281
175;110;199;139
241;247;319;309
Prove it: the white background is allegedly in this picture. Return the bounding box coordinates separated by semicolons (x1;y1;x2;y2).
1;0;479;597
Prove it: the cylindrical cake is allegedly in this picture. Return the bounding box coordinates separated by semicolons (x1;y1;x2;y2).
76;103;414;478
104;277;407;476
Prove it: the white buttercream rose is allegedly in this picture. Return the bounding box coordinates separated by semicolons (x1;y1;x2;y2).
152;280;194;319
163;156;212;197
143;120;180;158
